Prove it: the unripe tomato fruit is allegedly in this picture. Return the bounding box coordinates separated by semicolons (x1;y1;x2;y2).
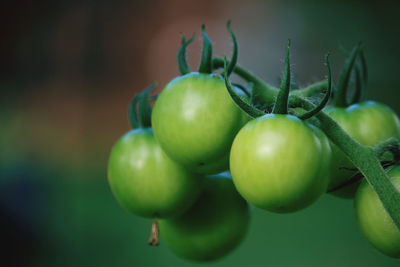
151;73;249;175
324;101;400;198
159;173;250;262
230;114;331;213
354;165;400;258
107;128;202;218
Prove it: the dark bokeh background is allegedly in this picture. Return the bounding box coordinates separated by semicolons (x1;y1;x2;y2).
1;0;400;266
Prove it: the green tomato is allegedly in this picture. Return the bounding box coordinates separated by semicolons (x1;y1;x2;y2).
354;165;400;258
151;73;249;175
324;101;400;198
107;128;202;218
159;173;250;262
230;114;331;213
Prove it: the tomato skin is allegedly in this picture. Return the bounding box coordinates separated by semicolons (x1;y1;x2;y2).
158;174;250;262
354;165;400;258
324;101;400;198
107;128;202;218
151;73;249;175
230;114;331;213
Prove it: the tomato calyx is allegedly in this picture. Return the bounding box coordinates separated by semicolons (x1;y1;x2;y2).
128;83;157;129
148;220;160;246
223;42;332;121
177;21;238;78
333;42;368;107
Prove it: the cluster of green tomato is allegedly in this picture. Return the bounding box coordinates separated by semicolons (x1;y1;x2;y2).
108;22;400;261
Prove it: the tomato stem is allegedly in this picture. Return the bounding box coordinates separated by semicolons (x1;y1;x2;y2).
148;220;159;246
327;138;400;194
272;40;291;114
291;80;328;98
212;57;278;100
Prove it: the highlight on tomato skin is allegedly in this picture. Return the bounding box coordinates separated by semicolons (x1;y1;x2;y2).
158;173;250;262
354;165;400;258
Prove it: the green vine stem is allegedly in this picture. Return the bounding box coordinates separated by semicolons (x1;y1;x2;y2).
327;138;400;193
290;95;400;230
272;40;291;114
198;25;213;73
213;57;278;99
291;80;328;98
326;161;394;194
177;33;195;75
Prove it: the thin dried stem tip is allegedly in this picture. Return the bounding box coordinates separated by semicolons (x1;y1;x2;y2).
148;220;159;246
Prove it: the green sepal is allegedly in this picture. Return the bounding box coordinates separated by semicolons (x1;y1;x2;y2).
338;45;367;105
177;33;195;75
128;93;140;129
223;57;265;118
359;49;368;86
350;65;362;104
198;25;213;73
334;42;362;107
128;82;157;129
226;20;238;77
272;40;291;114
299;54;332;120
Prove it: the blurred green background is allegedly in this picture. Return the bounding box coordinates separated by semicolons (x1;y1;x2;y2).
1;0;400;266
